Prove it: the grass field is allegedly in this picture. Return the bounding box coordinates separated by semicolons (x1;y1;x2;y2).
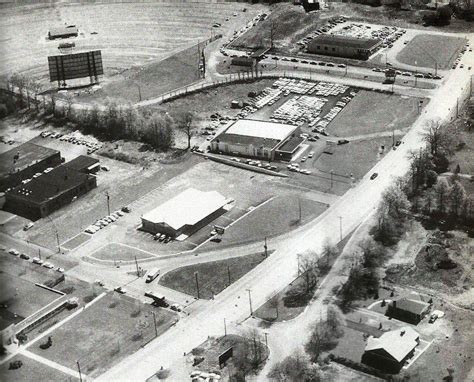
315;136;402;179
0;354;77;382
330;325;367;363
76;43;201;104
91;243;155;262
396;34;467;70
0;271;61;330
204;195;328;250
328;90;427;137
159;252;268;299
30;292;176;377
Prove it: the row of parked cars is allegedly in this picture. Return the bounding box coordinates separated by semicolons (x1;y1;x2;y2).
7;248;64;272
41;131;103;154
452;43;471;70
297;16;347;48
84;206;130;234
153;233;173;243
231;157;278;171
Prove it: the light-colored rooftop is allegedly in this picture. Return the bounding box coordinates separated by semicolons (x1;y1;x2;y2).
225;119;297;141
365;326;419;362
142;188;227;231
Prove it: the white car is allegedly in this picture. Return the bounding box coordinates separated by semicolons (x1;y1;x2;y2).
85;226;96;234
115;210;124;217
42;262;55;269
108;215;117;222
56;267;65;273
32;257;44;265
9;248;20;256
23;222;34;231
33;173;42;178
308;152;314;158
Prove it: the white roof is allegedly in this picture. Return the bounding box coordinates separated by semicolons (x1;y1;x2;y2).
365;326;419;362
142;188;227;231
225;119;296;141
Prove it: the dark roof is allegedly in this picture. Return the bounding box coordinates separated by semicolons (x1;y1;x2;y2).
251;47;271;59
63;155;99;172
391;298;430;315
212;133;281;151
308;35;382;50
7;165;92;204
0;143;59;177
49;26;78;37
275;136;304;154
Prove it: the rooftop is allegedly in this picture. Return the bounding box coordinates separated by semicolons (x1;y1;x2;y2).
212;133;281;151
308;34;382;50
391;298;430;315
275;135;305;154
7;165;92;204
365;326;419;362
63;155;99;172
225;119;297;141
0;143;59;178
142;188;228;231
49;26;79;37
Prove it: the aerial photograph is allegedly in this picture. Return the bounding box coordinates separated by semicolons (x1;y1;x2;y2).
0;0;472;381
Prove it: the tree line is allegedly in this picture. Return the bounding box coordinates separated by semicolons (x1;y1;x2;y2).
3;73;195;151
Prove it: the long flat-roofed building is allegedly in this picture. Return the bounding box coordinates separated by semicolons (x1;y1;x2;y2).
210;119;301;161
307;35;382;60
0;143;62;192
4;163;97;220
48;25;79;40
141;188;231;240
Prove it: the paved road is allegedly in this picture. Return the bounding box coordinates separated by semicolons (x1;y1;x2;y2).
96;29;474;380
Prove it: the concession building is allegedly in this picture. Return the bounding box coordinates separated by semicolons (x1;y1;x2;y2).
210;119;302;161
141;188;231;240
307;35;382;60
48;25;79;40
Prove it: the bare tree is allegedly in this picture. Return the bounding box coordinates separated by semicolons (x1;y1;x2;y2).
450;180;467;217
434;177;452;214
299;252;319;294
267;294;279;320
174;110;194;150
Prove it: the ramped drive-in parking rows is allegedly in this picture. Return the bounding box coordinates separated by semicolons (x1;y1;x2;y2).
6;247;64;273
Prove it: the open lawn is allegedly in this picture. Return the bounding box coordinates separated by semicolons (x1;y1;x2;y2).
449;128;474;176
0;354;77;382
330;326;368;363
0;271;61;330
30;292;177;377
61;232;90;251
396;34;467;70
315;136;403;179
91;243;155;262
77;44;201;104
327;90;426;137
159;252;268;299
201;195;328;250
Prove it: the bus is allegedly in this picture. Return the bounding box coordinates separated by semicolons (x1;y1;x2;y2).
145;268;160;283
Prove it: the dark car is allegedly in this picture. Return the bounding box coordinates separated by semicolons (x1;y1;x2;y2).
121;206;131;213
337;139;349;145
20;253;30;260
370;173;378;180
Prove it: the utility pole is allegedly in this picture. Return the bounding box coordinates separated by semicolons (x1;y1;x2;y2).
227;265;231;285
152;311;158;337
264;237;268;258
105;191;110;216
55;230;60;253
330;170;334;189
298;198;302;223
338;216;343;242
246;289;253;316
77;360;82;382
224;318;227;337
38;248;41;260
194;271;200;299
297;254;301;276
264;332;268;348
134;255;139;277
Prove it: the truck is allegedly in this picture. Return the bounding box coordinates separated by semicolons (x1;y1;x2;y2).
146;268;160;283
144;291;168;307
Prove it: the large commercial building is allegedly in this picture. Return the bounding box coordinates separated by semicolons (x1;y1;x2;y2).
0;143;62;192
362;327;420;373
4;162;97;220
307;35;382;60
210;119;302;161
141;188;231;240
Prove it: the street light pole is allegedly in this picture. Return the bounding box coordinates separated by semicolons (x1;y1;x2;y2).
77;360;82;382
330;170;334;189
194;271;200;299
224;318;227;337
246;289;253;316
264;237;268;258
264;332;268;348
105;191;110;216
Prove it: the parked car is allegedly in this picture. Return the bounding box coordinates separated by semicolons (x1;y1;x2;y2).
20;253;30;260
9;248;19;256
114;286;126;294
370;172;378;180
32;257;44;265
121;206;131;213
42;262;55;269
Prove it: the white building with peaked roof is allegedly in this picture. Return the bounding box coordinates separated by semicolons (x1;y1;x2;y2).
362;326;420;372
141;188;230;240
